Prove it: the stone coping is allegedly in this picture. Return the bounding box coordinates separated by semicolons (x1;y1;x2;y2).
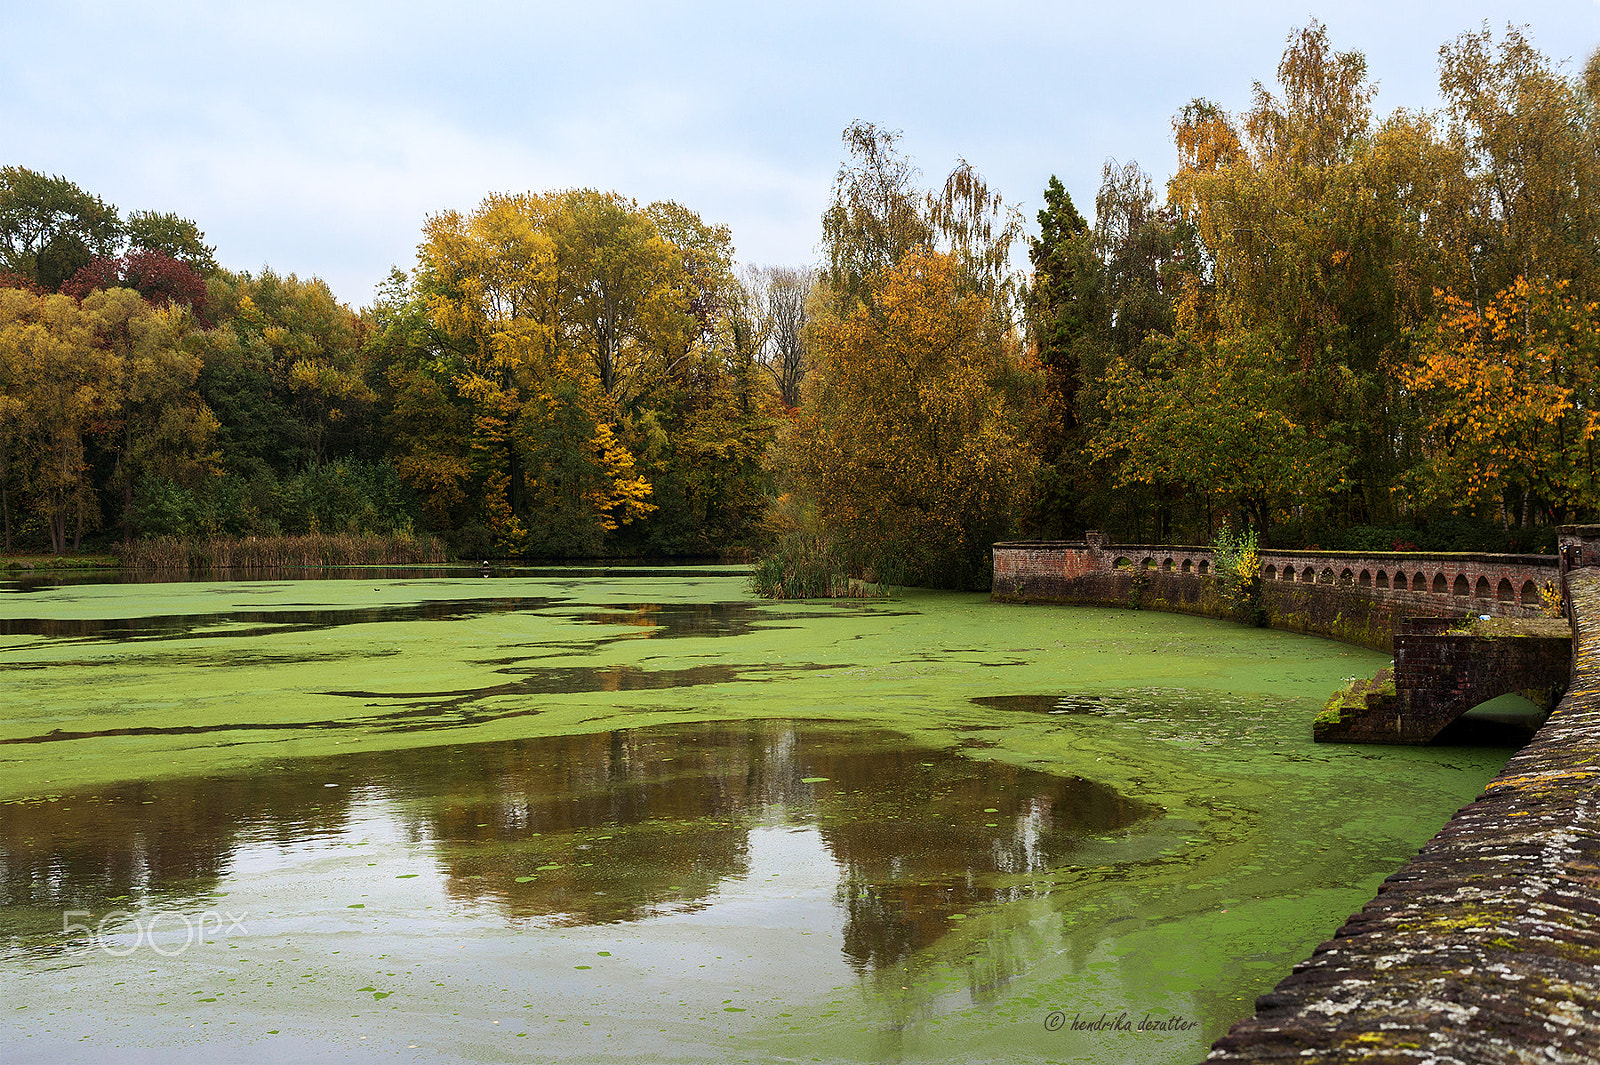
993;541;1557;567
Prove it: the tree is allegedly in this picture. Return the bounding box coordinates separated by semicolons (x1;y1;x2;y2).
1440;24;1600;303
1400;277;1600;523
1163;21;1475;529
740;265;812;408
1091;330;1350;534
559;190;693;406
124;210;219;275
785;250;1035;588
414;189;721;555
81;288;218;541
820;122;932;310
62;249;211;325
0;289;120;550
0;167;122;291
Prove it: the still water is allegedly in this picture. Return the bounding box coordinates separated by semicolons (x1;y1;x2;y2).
0;570;1512;1063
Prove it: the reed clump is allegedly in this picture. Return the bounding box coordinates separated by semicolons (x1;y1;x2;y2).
747;532;887;599
119;532;449;573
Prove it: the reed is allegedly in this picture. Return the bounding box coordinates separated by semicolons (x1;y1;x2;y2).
746;533;887;599
119;532;449;573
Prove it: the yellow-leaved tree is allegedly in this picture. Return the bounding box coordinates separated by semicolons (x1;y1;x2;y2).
415;189;689;555
783;249;1035;588
1400;277;1600;521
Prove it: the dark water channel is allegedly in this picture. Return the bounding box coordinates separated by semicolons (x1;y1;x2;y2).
0;573;1516;1064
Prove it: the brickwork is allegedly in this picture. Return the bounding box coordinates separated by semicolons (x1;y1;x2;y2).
1313;617;1570;743
994;536;1561;650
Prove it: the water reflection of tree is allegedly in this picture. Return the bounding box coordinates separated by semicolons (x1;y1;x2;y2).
804;745;1151;976
0;721;1154;982
398;728;764;924
0;773;357;942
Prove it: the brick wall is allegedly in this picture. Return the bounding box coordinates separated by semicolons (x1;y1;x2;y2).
993;535;1563;650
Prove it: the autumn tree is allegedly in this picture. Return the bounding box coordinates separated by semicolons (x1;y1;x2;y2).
62;249;211;324
412;189;761;556
1154;21;1476;530
821;122;932;310
1440;25;1600;304
784;250;1035;588
1401;278;1600;524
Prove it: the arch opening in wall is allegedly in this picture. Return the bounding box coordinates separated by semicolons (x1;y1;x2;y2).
1498;578;1515;602
1431;573;1446;594
1413;573;1429;593
1522;580;1540;607
1262;564;1274;580
1182;559;1193;574
1280;565;1293;581
1475;576;1492;600
1114;557;1132;569
1359;569;1372;587
1453;574;1469;597
1321;568;1336;584
1376;570;1389;589
1303;568;1318;583
1198;559;1209;575
1162;558;1174;572
1340;568;1354;586
1392;570;1405;590
1142;557;1155;570
1433;692;1550;746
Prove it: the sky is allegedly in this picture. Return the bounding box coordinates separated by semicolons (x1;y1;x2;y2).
6;1;1600;307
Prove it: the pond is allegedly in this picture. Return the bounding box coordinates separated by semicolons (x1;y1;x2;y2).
0;570;1513;1063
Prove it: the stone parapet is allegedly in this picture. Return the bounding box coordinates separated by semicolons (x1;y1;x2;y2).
994;537;1562;649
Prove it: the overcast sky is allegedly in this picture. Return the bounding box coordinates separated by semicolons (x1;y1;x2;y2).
6;1;1600;306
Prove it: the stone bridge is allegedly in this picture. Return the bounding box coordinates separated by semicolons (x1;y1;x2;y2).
1198;560;1600;1063
1312;616;1570;744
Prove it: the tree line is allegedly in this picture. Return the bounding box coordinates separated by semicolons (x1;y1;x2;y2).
2;21;1596;586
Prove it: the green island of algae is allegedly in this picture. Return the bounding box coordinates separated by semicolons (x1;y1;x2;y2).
0;569;1513;1064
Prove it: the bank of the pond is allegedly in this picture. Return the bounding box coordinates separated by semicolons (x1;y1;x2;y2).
0;573;1519;1064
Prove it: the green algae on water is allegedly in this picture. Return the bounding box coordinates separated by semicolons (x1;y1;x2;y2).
0;572;1514;1064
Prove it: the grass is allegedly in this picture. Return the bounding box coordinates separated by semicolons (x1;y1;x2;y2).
117;532;449;573
1;553;120;571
